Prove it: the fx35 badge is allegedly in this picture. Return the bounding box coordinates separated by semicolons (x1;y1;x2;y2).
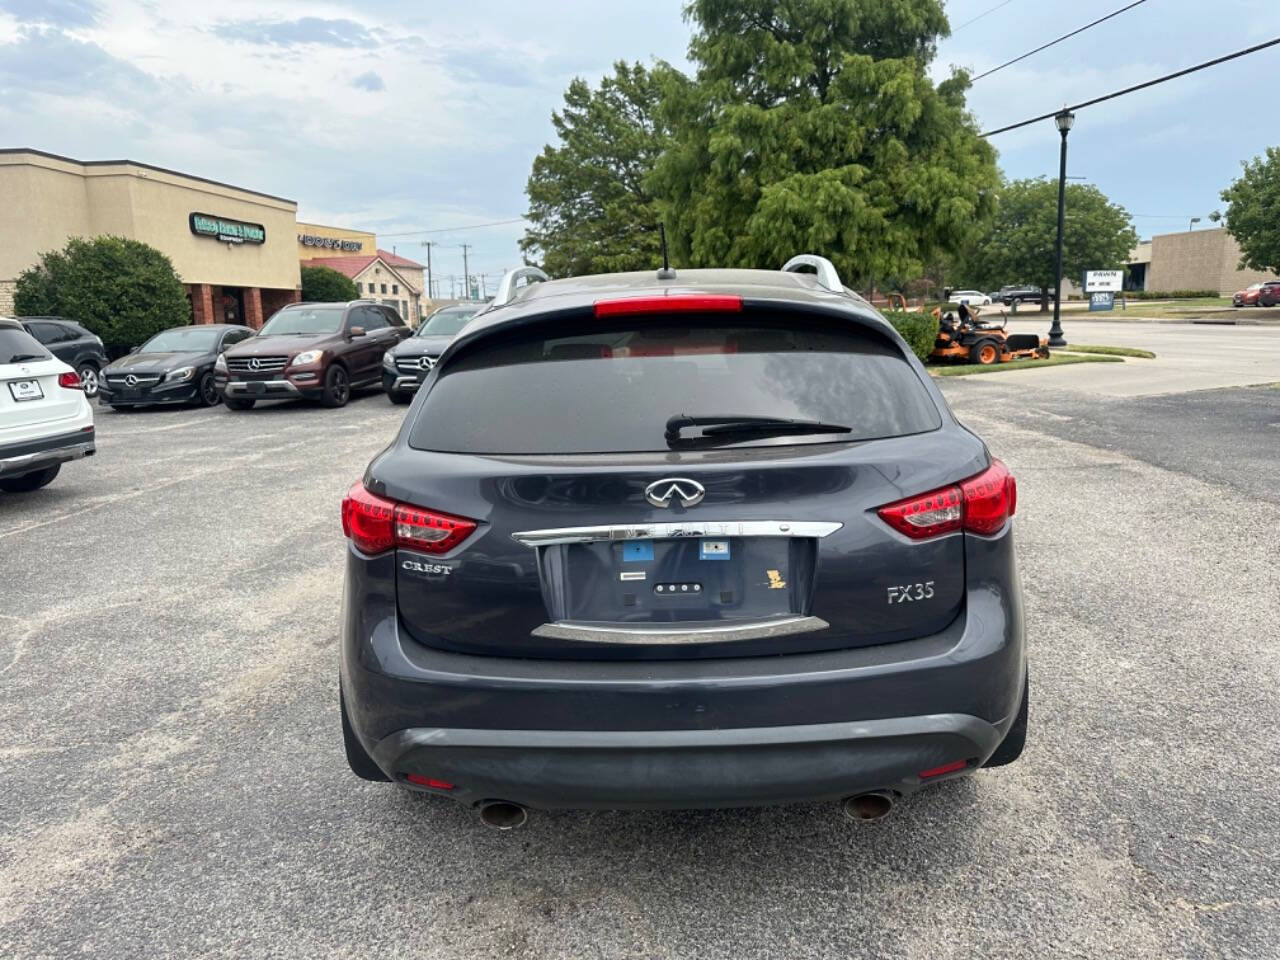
402;559;453;576
887;581;934;604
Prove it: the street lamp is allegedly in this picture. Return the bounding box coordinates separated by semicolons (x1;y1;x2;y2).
1189;216;1201;231
1049;108;1074;347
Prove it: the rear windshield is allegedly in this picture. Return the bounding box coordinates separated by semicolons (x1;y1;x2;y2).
0;328;52;364
409;317;941;454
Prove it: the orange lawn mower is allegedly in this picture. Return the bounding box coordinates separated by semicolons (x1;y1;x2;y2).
928;303;1050;366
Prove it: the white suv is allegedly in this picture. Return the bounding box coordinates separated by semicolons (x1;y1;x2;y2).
0;317;95;493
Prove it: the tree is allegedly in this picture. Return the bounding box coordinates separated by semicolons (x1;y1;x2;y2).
520;62;671;277
1220;147;1280;274
14;236;189;349
301;265;359;302
960;178;1138;310
650;0;998;285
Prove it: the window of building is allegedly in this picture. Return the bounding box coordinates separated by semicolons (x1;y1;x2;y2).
381;283;388;294
392;284;399;294
367;282;376;294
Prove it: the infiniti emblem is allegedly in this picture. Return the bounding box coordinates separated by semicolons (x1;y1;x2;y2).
644;478;706;509
249;357;262;371
124;374;138;387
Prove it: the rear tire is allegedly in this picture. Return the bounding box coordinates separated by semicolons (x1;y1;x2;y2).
970;339;1000;365
321;365;351;408
77;363;100;398
341;685;389;781
0;463;61;493
224;397;255;411
984;673;1028;768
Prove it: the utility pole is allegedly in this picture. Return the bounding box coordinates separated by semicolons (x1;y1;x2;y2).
460;244;472;300
421;241;437;304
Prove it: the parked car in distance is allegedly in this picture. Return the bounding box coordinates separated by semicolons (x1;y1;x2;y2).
998;285;1043;306
19;317;108;400
949;290;992;307
99;324;253;410
381;301;485;404
0;317;95;492
1232;282;1266;307
1257;281;1280;308
217;301;410;410
338;258;1028;826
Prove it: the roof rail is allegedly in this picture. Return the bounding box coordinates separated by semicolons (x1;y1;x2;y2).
491;266;550;308
781;255;844;294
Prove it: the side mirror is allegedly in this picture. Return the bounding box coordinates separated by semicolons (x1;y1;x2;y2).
348;325;366;339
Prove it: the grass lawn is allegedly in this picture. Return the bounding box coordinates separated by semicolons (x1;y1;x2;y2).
929;353;1123;377
1063;344;1156;359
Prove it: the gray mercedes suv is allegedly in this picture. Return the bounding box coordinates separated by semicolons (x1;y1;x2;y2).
339;256;1027;828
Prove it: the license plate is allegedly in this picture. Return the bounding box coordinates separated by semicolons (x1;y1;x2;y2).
8;380;43;402
247;381;267;395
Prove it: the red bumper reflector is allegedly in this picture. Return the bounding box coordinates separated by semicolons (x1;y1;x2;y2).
594;294;743;317
405;774;455;790
918;759;969;779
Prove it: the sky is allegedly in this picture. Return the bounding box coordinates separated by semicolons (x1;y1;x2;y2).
0;0;1276;291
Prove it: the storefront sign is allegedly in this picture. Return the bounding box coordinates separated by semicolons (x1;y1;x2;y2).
1083;269;1123;293
190;213;266;245
298;233;364;251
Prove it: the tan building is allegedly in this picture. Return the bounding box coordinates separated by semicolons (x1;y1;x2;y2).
1140;227;1277;294
296;221;375;259
300;250;426;325
0;148;301;325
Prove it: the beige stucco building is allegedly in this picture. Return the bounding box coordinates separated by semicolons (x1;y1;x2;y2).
0;148;301;325
1134;227;1277;294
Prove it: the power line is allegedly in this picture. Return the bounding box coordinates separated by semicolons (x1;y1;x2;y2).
380;217;527;239
972;0;1147;82
982;35;1280;136
952;0;1018;33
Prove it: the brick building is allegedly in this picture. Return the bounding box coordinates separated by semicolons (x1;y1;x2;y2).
0;148;301;327
1132;227;1278;294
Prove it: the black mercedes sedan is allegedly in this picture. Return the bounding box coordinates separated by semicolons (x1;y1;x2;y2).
99;324;253;410
380;302;484;404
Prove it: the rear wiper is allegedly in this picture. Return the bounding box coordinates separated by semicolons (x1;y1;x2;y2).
5;353;47;363
665;414;852;446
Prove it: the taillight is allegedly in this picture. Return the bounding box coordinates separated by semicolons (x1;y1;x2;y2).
593;294;743;317
58;371;83;390
876;459;1016;539
341;482;477;555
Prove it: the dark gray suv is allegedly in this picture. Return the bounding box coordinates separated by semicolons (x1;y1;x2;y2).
339;257;1027;827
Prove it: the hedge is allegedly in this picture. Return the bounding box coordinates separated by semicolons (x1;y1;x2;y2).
1119;289;1220;300
885;311;939;361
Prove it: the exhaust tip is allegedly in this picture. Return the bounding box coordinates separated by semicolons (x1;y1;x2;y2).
477;800;528;830
841;792;893;822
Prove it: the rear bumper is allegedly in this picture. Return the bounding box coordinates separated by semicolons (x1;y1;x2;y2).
0;427;95;478
375;713;1005;809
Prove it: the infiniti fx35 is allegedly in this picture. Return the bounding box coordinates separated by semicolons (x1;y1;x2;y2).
338;260;1027;821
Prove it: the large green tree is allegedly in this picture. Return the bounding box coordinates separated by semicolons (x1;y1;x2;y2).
1220;147;1280;274
301;265;359;302
960;178;1138;310
520;62;671;277
650;0;998;286
14;236;189;349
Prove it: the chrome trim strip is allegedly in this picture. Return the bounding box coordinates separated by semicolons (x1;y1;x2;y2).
512;520;842;547
532;615;829;645
223;380;300;396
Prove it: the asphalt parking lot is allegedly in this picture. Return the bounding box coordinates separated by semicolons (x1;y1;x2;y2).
2;368;1278;958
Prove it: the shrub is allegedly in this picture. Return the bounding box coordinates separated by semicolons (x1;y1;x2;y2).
884;310;939;361
14;236;189;351
1119;289;1219;300
301;265;359;302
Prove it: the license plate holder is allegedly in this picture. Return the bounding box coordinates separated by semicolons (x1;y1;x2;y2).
8;379;43;402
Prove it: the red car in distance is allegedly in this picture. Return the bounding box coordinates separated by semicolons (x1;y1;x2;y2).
1233;282;1267;306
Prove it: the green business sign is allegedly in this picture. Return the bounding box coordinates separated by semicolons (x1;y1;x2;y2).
189;212;266;245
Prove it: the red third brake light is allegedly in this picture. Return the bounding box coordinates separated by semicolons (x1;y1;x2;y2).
341;482;477;556
58;371;83;390
877;459;1016;540
594;294;743;317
